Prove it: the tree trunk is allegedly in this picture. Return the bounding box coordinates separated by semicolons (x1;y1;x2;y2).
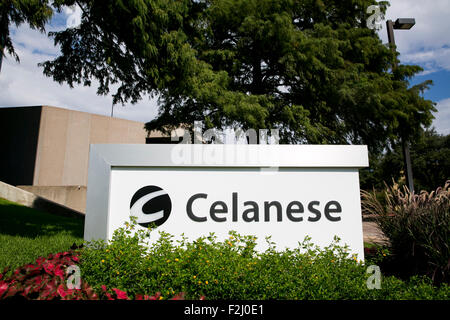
0;8;8;73
251;56;263;95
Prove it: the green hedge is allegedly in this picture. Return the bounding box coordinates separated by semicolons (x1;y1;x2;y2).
79;219;450;300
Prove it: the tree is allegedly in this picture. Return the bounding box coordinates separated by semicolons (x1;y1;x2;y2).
360;129;450;192
0;0;53;73
41;0;435;153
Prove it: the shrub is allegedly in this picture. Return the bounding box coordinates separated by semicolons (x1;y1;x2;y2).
79;218;450;300
361;180;450;284
364;244;390;266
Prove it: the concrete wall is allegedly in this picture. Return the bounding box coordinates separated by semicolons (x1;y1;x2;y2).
33;106;147;186
17;185;87;213
0;181;84;218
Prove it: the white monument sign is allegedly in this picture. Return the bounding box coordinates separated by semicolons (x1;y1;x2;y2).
84;144;369;259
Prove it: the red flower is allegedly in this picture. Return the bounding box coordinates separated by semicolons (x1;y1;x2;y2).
148;292;161;300
43;263;55;274
34;276;43;286
24;264;34;271
22;285;33;296
35;257;45;266
54;265;64;279
137;294;155;300
57;284;74;299
58;285;66;298
112;288;128;300
170;292;185;300
0;281;8;297
101;285;114;300
4;285;17;298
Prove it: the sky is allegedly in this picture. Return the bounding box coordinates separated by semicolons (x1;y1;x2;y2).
0;0;449;135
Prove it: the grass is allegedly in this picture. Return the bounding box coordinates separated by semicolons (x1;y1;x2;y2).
0;198;84;274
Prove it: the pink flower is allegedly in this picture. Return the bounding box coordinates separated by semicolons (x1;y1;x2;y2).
112;288;128;300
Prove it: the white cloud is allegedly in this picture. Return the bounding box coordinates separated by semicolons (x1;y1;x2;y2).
9;26;60;57
377;0;450;72
432;98;450;135
0;25;159;124
402;47;450;74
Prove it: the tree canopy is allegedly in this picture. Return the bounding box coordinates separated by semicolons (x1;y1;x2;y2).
40;0;436;152
0;0;53;71
361;129;450;192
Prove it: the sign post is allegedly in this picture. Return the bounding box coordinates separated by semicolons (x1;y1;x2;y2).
84;144;369;259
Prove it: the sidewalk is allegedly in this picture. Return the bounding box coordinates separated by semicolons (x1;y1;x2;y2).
363;221;389;245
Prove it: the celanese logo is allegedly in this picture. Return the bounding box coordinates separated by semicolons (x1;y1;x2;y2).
130;186;172;228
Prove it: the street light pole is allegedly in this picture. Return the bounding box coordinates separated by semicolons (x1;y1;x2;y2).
386;20;396;48
386;18;415;193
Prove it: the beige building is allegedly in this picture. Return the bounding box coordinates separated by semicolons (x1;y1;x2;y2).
0;105;174;212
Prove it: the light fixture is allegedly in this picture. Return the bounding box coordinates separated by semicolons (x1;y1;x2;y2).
393;18;416;30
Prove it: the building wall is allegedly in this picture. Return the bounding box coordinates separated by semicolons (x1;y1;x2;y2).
0;106;42;186
33;106;147;186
